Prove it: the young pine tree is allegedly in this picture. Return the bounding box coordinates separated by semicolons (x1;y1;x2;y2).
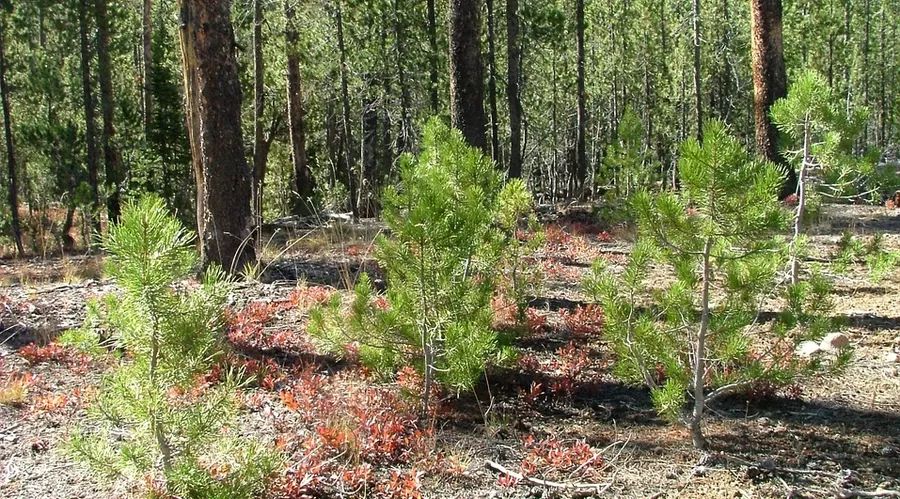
584;121;841;450
770;69;897;284
309;120;531;413
68;197;277;498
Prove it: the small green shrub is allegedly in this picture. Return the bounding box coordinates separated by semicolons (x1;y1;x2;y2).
309;120;532;412
584;121;846;450
68;196;278;498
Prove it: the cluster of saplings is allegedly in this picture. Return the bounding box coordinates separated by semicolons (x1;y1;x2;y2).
65;73;889;496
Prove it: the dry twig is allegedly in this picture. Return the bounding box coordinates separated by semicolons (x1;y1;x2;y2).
837;489;900;498
485;459;611;494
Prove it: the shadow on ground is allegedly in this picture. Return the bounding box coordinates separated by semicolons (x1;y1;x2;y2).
710;396;900;482
261;257;384;289
823;210;900;234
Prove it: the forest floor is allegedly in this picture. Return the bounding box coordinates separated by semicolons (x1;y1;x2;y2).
1;203;899;498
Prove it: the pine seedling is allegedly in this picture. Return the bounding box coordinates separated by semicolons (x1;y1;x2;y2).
584;121;842;450
68;196;278;497
309;120;531;414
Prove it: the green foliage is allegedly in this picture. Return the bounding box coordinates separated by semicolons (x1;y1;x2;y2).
776;267;840;339
309;120;532;400
2;0;898;249
56;325;104;357
772;70;898;203
585;121;841;443
834;232;900;283
496;178;545;322
601;108;658;197
127;22;194;226
68;196;278;497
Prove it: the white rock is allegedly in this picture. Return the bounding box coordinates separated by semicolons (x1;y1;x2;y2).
796;341;821;358
883;352;900;364
819;332;850;351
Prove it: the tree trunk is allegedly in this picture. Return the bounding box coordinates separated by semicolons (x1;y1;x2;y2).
485;0;501;164
449;0;488;152
842;0;852;105
790;117;810;285
61;206;76;253
177;0;255;273
142;0;153;136
876;2;888;149
862;0;870;145
827;0;835;88
252;0;265;231
692;0;702;142
574;0;588;193
336;2;357;215
427;0;440;114
551;58;559;202
713;0;733;121
95;0;123;222
750;0;796;197
285;0;313;215
506;0;522;179
0;22;24;257
78;0;101;237
690;238;713;450
359;91;378;217
393;0;412;152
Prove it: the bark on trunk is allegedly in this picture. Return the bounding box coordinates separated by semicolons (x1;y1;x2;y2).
427;0;440;114
177;0;255;273
449;0;488;152
574;0;588;193
285;0;313;215
61;206;76;253
359;92;378;217
750;0;796;197
336;2;357;215
78;0;101;236
0;23;24;257
252;0;266;230
485;0;501;164
877;1;886;148
142;0;153;136
393;0;412;152
95;0;123;222
862;0;870;145
690;238;713;450
692;0;702;142
506;0;522;179
790;118;810;285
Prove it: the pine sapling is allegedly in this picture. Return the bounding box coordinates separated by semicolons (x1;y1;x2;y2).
771;69;895;284
584;121;841;449
309;120;531;414
68;196;278;497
